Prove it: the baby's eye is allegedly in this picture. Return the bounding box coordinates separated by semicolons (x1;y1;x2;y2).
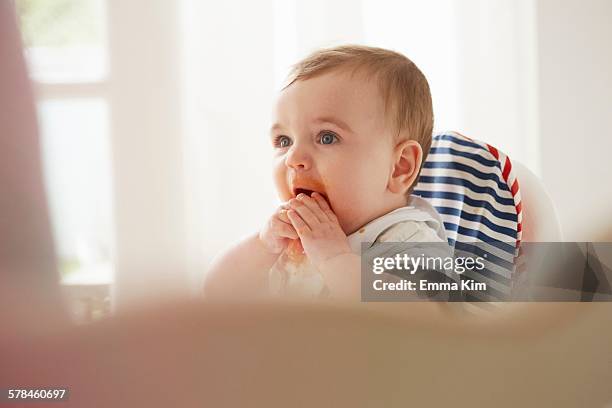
318;131;338;145
274;135;292;148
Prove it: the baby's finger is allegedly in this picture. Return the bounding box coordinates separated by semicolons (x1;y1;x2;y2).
287;209;311;237
312;192;338;222
296;194;327;223
289;198;320;229
278;208;291;224
273;217;299;239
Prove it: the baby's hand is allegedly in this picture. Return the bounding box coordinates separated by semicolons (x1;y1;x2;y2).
258;203;299;254
286;192;352;268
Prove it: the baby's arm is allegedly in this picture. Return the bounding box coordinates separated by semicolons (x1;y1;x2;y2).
204;204;298;300
317;253;361;299
204;233;280;300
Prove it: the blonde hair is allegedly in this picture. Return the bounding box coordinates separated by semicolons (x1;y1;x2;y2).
284;45;434;163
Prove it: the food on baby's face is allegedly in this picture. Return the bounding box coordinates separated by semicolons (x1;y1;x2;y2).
290;178;331;208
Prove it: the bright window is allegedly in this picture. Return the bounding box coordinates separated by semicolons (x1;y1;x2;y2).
17;0;114;285
17;0;107;82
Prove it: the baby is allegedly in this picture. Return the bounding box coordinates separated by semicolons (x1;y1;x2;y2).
204;45;447;301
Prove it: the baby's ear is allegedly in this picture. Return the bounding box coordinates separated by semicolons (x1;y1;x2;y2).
388;140;423;195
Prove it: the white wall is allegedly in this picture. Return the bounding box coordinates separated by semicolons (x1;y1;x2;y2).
109;0;190;308
453;0;540;172
181;0;278;288
535;0;612;240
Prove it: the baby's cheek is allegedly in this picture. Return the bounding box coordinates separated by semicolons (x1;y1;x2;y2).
332;176;379;231
272;166;291;200
329;190;361;230
277;187;292;201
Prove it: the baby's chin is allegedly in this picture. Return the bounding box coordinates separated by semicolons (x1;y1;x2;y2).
333;203;382;235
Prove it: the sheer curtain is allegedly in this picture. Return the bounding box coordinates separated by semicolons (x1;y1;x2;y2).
178;0;539;292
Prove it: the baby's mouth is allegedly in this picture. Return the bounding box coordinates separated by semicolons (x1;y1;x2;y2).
292;187;331;208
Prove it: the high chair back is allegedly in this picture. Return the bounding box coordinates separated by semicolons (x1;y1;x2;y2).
415;131;562;243
414;131;566;301
415;131;523;248
511;160;562;241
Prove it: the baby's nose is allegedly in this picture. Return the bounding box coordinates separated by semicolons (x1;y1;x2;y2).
285;144;312;170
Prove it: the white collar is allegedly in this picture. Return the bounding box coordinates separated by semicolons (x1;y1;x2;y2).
346;196;447;253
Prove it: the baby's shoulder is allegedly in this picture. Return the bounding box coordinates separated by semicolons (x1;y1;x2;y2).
376;220;445;243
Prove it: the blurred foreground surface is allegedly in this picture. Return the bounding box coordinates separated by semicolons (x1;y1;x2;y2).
2;300;612;407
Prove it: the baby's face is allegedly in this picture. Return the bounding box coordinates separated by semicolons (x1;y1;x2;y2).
270;71;398;234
